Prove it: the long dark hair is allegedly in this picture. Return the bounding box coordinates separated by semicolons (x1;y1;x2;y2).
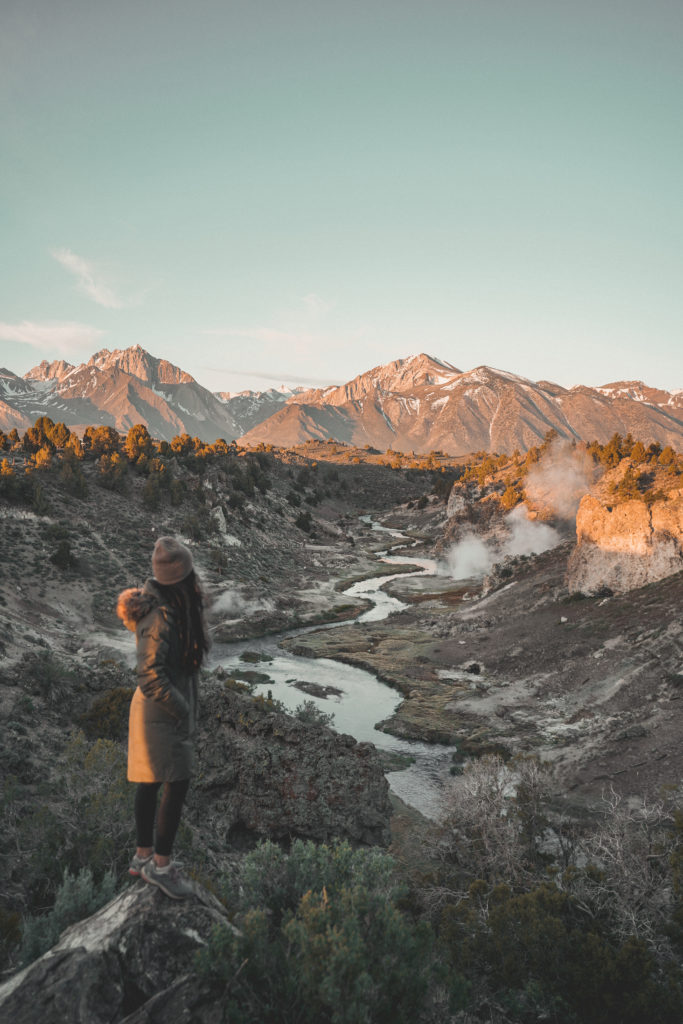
155;570;209;671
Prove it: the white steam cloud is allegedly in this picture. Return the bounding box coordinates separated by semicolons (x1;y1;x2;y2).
441;439;595;581
441;507;562;580
212;589;275;618
524;440;595;520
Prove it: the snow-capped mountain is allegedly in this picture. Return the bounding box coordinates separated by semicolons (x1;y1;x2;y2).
2;349;681;452
215;386;304;434
0;347;307;441
240;354;683;453
0;347;242;441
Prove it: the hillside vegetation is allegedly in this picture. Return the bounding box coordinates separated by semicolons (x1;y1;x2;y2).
1;420;682;1021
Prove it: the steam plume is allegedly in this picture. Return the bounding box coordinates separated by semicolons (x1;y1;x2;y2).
524;440;595;520
441;507;561;580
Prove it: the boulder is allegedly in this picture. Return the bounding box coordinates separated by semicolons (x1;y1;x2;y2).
0;883;234;1024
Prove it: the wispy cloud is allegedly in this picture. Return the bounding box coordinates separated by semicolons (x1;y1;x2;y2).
202;292;338;352
52;247;124;308
198;365;338;387
300;293;334;318
202;327;317;345
0;320;104;354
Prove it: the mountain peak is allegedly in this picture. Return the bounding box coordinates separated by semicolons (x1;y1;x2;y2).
24;358;75;383
87;345;196;386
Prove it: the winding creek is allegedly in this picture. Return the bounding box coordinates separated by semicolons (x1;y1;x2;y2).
213;517;458;820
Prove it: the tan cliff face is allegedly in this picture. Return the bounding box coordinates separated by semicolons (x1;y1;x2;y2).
567;488;683;594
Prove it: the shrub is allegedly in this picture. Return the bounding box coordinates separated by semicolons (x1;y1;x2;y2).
17;650;81;706
20;867;116;966
59;733;135;881
440;882;683;1024
32;480;50;514
51;538;75;570
181;510;217;540
434;755;551;891
98;452;128;492
293;699;335;729
295;510;312;533
142;474;161;508
500;483;524;510
59;453;88;497
78;687;134;741
197;840;434;1023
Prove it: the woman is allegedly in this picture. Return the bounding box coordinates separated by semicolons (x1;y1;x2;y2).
117;536;209;899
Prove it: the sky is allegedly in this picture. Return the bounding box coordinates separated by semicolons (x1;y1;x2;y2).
1;0;681;395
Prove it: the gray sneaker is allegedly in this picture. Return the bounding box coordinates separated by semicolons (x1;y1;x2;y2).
129;852;153;877
141;859;194;900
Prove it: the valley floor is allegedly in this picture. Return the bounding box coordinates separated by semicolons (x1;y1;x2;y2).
261;508;682;814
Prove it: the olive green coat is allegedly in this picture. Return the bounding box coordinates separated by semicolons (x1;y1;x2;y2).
117;580;198;783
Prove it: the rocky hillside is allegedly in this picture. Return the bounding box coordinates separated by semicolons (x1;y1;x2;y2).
0;439;425;978
1;433;682;1021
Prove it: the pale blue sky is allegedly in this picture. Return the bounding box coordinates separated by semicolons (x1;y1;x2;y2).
1;0;681;393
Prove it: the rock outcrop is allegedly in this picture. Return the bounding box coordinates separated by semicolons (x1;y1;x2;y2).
567;489;683;594
192;681;392;848
0;883;234;1024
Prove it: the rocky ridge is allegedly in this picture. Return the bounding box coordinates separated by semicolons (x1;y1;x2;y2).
192;679;391;849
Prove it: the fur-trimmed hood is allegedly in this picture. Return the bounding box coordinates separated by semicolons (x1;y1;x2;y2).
116;580;163;632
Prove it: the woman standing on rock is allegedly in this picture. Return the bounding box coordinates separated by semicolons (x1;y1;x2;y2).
117;537;209;899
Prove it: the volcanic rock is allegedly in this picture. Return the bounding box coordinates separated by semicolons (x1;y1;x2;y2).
192;682;392;847
0;883;234;1024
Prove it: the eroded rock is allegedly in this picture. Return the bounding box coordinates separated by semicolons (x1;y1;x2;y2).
567;490;683;594
0;883;234;1024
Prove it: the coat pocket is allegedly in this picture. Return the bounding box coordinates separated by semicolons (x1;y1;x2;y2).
175;715;190;741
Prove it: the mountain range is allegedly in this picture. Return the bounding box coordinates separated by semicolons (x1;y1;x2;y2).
1;346;681;454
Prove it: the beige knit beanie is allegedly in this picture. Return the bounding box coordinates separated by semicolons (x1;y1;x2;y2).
152;536;193;585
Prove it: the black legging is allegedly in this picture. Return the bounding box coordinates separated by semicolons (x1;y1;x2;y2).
135;779;190;857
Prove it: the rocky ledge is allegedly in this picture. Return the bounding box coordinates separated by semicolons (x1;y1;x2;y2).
191;679;392;848
0;882;234;1024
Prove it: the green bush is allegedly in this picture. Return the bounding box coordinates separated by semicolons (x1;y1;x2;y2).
51;538;75;569
20;867;116;966
197;840;434;1023
293;699;335;729
17;650;82;705
295;510;312;533
59;455;88;497
32;480;50;514
441;882;683;1024
78;687;134;741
